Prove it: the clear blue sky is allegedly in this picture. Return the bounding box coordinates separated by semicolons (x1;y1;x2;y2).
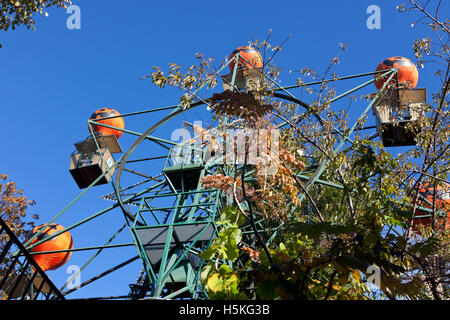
0;0;447;299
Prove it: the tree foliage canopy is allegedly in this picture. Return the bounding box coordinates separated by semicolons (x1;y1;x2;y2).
0;0;71;47
0;174;37;239
144;1;449;300
0;174;38;280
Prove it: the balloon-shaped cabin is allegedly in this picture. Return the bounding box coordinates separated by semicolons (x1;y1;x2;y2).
28;223;73;272
89;107;125;140
411;184;450;234
372;56;426;147
228;46;263;72
374;56;419;90
223;46;263;91
69;108;124;189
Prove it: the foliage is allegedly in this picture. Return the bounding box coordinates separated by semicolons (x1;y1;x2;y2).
0;174;38;277
145;1;449;300
0;174;37;238
0;0;71;47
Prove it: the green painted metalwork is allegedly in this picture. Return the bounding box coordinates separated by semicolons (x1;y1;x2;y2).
7;50;437;301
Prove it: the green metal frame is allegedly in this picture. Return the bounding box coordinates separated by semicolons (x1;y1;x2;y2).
9;51;441;300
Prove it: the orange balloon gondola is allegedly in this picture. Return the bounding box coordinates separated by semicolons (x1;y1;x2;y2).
374;56;419;90
27;223;73;272
89;107;125;140
228;46;263;72
410;183;450;234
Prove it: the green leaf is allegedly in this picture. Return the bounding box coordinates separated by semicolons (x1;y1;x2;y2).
199;243;221;260
218;263;232;275
288;222;358;238
384;215;407;228
223;240;239;261
409;237;441;258
220;206;245;226
256;279;277;299
200;264;214;284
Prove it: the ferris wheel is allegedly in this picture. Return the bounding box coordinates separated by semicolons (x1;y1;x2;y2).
2;45;443;300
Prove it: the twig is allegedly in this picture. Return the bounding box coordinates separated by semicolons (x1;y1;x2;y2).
409;0;450;34
325;270;338;300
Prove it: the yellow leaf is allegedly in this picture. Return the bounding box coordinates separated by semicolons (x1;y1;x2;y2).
207;273;223;293
332;284;341;290
352;270;361;282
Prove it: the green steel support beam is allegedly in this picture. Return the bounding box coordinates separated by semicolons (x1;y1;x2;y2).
89;120;177;148
25;180;167;251
28;243;136;255
275;69;391;91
